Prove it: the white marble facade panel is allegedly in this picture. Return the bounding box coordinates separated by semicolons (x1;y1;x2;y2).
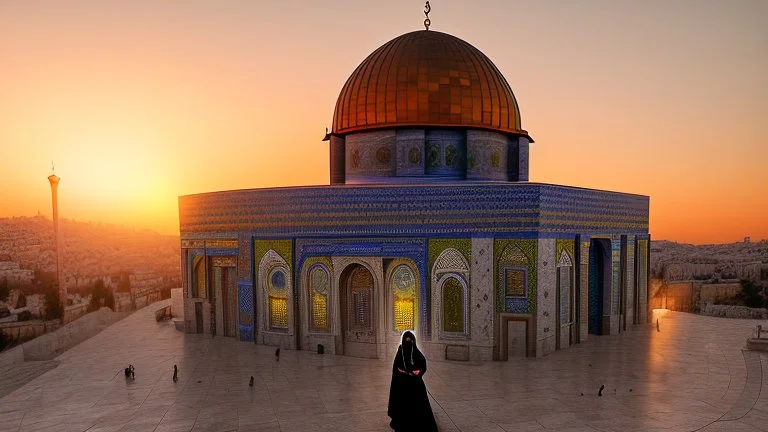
556;249;574;350
183;298;210;335
536;238;556;357
470;238;494;346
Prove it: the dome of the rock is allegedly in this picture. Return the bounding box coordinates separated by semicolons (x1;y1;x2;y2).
332;30;530;139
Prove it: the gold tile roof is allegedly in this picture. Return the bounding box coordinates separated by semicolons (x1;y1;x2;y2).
332;30;529;138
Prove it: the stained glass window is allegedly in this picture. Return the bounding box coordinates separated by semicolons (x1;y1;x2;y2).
312;294;327;330
445;144;458;167
269;297;288;329
271;270;286;290
391;265;416;332
309;265;329;331
426;141;441;168
268;267;288;330
442;277;464;332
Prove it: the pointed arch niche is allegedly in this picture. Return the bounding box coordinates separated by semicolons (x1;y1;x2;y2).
556;249;575;349
431;248;470;339
258;249;293;334
385;259;420;336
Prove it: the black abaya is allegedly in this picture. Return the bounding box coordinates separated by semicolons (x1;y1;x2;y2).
387;332;438;432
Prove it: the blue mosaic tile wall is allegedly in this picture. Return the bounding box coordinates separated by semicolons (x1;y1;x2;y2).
179;183;649;238
238;281;254;342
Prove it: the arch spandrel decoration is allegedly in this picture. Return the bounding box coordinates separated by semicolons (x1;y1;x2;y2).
433;247;470;274
258;249;292;333
431;248;470;338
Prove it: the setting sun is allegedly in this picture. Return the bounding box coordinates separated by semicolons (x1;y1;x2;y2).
1;1;766;242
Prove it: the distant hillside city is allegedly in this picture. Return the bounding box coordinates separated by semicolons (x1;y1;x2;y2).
650;239;768;282
0;215;180;324
649;238;768;317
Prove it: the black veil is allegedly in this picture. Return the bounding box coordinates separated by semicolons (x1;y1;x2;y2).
387;330;437;431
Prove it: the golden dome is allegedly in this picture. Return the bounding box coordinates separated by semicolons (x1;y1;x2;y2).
332;30;529;138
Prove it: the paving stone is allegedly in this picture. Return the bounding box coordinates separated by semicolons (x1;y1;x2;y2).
0;307;766;431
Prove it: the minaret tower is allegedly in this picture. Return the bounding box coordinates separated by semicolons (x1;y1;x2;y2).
47;163;65;308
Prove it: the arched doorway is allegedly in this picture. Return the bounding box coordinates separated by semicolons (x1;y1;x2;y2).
588;239;611;335
338;263;377;358
212;259;237;338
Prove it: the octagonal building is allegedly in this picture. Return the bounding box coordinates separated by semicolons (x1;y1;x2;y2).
179;29;650;360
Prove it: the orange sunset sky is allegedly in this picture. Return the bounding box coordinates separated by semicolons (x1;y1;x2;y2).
1;1;766;244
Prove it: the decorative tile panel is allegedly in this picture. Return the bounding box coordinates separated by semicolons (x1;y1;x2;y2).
495;239;537;314
212;256;237;267
206;239;238;249
181;240;205;249
238;281;254;342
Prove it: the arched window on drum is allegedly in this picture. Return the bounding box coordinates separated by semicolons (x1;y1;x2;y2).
268;267;289;330
391;264;417;333
309;264;330;332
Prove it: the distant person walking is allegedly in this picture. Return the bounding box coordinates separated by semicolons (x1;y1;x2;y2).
387;330;437;432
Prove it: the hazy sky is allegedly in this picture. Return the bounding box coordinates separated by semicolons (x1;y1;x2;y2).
1;0;766;243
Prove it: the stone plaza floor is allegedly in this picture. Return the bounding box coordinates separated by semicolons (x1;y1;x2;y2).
0;305;766;432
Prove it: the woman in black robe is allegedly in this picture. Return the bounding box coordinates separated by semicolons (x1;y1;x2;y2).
387;330;438;431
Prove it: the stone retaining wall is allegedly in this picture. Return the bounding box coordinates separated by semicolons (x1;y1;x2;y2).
0;320;60;342
700;304;768;320
21;307;130;361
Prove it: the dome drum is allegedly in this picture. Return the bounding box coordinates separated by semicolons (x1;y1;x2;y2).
338;128;529;184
